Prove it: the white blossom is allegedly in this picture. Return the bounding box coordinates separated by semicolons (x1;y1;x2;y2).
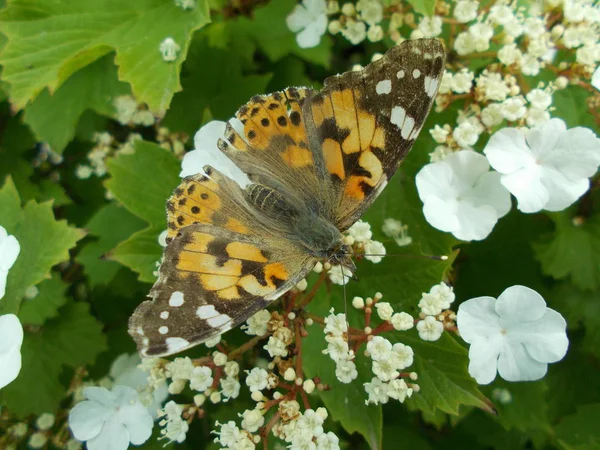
364;377;389;405
416;150;511;241
347;220;372;242
245;367;269;392
189;366;213;392
220;376;241;400
416;316;444;341
391;312;414;331
366;336;392;361
364;240;386;263
381;218;413;247
316;432;341;450
477;72;510;101
387;379;413;402
457;285;569;384
341;19;367;45
0;314;23;389
264;336;289;357
324;309;348;336
484;119;600;213
327;264;352;285
453;121;481;148
287;0;328;48
244;309;271;336
69;386;153;450
418;16;443;37
158;401;188;444
335;359;358;383
451;69;474;94
240;409;265;433
481;103;505;128
501;97;527;121
166;357;195;381
357;0;383;25
0;225;20;300
374;302;394;321
453;0;478;23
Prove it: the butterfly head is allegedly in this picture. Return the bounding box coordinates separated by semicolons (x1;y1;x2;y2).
327;241;356;275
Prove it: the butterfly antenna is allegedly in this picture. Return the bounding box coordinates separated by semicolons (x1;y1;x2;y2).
361;253;449;261
340;264;349;345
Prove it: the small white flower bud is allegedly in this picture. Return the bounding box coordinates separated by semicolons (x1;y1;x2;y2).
36;413;55;431
303;379;316;394
306;318;314;326
341;2;355;16
168;379;187;394
210;391;222;403
352;296;365;309
328;20;342;34
213;351;228;366
284;367;296;381
194;394;206;406
29;433;48;449
251;391;264;402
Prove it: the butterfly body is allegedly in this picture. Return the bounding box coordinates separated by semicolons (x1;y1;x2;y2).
130;39;445;357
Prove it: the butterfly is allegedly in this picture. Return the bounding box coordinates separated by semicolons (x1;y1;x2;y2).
129;38;445;357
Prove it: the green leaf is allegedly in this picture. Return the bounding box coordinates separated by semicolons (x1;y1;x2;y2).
23;54;130;154
0;179;85;315
533;212;600;291
228;0;332;67
105;140;180;281
555;403;600;450
394;331;491;416
303;319;383;450
553;86;599;132
406;0;437;17
162;36;272;137
77;203;147;286
0;0;211;114
18;273;68;326
1;301;107;417
489;381;551;433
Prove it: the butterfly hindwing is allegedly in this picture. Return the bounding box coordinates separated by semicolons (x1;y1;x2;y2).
304;39;446;230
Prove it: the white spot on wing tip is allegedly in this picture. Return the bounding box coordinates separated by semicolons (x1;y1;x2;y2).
424;75;439;98
160;311;169;320
375;79;392;95
166;337;190;352
396;70;405;79
390;106;416;140
169;291;184;307
159;326;169;335
412;69;421;79
196;305;232;329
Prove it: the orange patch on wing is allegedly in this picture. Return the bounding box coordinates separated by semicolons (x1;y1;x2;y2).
238;275;273;296
226;242;267;262
344;176;366;200
218;286;241;300
343;152;384;200
311;99;333;127
281;145;313;168
371;126;386;149
224;218;249;234
358;111;376;149
322;138;345;180
200;274;238;291
177;253;242;277
184;232;213;253
264;262;289;285
330;89;357;130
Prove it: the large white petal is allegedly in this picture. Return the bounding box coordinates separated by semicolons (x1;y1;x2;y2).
296;14;327;48
456;296;501;343
500;165;548;213
68;401;112;441
483;128;535;174
509;308;568;363
545;127;600;180
467;337;502;385
87;415;130;450
0;314;23;389
0;225;7;241
525;118;566;158
0;270;7;300
442;150;490;189
453;201;499;241
117;402;153;445
304;0;327;15
468;171;512;218
286;4;312;32
83;387;117;408
593;66;600;90
497;340;548;382
541;166;589;212
0;235;20;271
422;196;460;233
495;285;547;322
416;162;458;201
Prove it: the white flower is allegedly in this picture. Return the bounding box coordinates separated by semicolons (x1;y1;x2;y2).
387;379;413;402
158;401;188;444
220;376;241;400
470;22;494;52
438;72;453;94
180;121;251;187
204;335;221;348
453;0;478;23
481;103;505;128
430;124;449;143
418;16;443;37
523;17;546;38
327;264;352;285
429;145;454;162
316;432;340;450
159;37;180;62
246;368;269;392
325;335;351;362
241;409;264;433
526;108;551;127
364;240;386;263
341;19;367;45
416;150;511;241
109;353;168;419
489;4;514;26
454;31;475;55
416;316;444;341
498;44;523;66
364;377;389;405
166;357;195;381
0;314;23;389
526;88;552;110
213;351;228;367
592;66;600;90
244;309;271;336
477;72;510;101
392;343;414;369
367;24;384;42
453;121;480;148
457;285;569;385
286;0;328;48
391;312;414;331
324;310;348;336
296;409;324;437
381;218;412;246
521;54;541;76
419;282;455;315
189;366;213;392
357;0;382;25
0;226;20;300
501;97;527;121
347;220;372;242
264;336;288;357
366;336;392;361
69;386;153;450
374;302;393;321
451;69;474;94
335;359;358;383
483;119;600;213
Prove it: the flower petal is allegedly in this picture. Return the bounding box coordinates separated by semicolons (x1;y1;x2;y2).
525;118;567;158
416;161;457;201
547;127;600;180
422;196;460;233
500;165;549;213
0;314;23;389
484;127;535;174
510;308;568;363
497;340;548;382
467;337;502;385
86;414;130;450
442;150;490;189
69;401;112;441
0;235;20;271
83;387;117;408
469;171;512;219
495;285;547;322
453;201;499;241
118;402;154;445
296;13;327;48
541;166;590;212
456;296;501;343
286;4;311;32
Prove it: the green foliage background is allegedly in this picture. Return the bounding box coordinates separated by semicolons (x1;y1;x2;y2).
0;0;599;449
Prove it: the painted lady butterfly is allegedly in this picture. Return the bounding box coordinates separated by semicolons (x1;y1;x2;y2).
129;38;445;356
